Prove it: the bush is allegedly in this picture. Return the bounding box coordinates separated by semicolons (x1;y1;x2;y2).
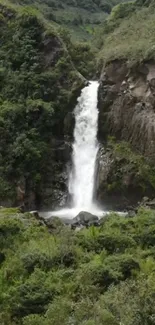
97;233;136;253
1;207;155;323
110;2;136;20
11;269;60;317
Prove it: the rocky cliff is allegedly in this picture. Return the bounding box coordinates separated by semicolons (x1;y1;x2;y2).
99;60;155;161
97;60;155;210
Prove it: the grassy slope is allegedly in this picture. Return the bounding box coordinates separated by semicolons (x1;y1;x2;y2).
98;1;155;64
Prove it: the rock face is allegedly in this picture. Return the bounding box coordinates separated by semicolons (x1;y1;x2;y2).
39;139;72;210
139;197;155;209
97;60;155;209
96;147;150;210
98;60;155;162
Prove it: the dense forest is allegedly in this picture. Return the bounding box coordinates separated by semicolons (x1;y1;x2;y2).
1;0;155;324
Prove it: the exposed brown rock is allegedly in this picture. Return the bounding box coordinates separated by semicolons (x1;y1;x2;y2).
41;32;64;68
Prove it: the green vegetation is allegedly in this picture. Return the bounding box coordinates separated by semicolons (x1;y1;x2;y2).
0;2;85;205
8;0;130;41
60;30;97;78
1;1;155;324
1;207;155;324
98;0;155;64
107;137;155;193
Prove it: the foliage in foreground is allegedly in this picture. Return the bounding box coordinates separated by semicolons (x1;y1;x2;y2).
1;208;155;324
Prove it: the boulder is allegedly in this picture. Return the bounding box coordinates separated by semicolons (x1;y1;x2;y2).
146;198;155;209
30;210;40;218
29;211;46;226
72;211;99;227
139;197;155;209
45;216;65;230
125;210;136;218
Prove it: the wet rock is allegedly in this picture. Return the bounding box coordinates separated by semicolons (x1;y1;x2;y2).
139;197;155;209
30;210;40;219
73;211;99;227
64;112;75;137
140;196;149;205
125;210;136;218
146;199;155;208
29;211;46;226
45;217;65;230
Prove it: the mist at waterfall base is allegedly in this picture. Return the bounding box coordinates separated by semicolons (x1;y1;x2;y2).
49;81;103;219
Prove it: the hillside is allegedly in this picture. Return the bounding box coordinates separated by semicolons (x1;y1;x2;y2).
8;0;129;40
97;0;155;63
0;0;87;210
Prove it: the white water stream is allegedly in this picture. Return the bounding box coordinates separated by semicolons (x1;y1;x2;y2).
69;81;99;210
44;81;103;219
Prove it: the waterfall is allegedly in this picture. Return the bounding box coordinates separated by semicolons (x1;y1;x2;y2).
69;81;99;211
41;81;126;219
47;81;102;219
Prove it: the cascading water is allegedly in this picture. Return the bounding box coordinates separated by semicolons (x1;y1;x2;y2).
69;81;99;211
46;81;103;219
